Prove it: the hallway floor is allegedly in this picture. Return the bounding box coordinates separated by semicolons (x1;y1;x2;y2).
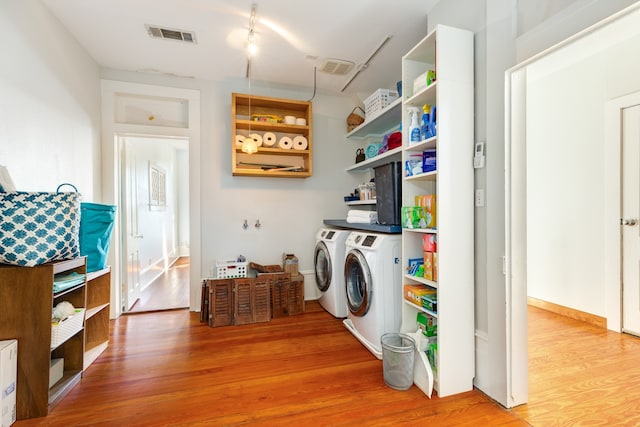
128;257;189;313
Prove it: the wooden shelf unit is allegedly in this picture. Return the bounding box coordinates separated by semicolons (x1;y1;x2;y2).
232;93;313;178
0;258;86;419
84;267;111;370
0;259;111;420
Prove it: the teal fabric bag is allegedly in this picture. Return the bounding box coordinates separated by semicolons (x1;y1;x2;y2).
79;202;116;273
0;190;81;266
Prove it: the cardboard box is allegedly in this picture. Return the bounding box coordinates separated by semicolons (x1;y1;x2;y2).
401;206;430;229
422;234;437;252
415;194;437;228
0;340;17;427
413;69;436;95
282;253;299;275
403;195;436;229
433;252;438;282
404;284;436;306
422;294;438;313
406;258;424;276
417;312;438;337
423;252;434;281
49;358;64;388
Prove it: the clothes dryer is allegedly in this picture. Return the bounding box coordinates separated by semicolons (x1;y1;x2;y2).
314;228;350;318
342;231;402;359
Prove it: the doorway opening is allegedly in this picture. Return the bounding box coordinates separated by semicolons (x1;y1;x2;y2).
118;134;190;313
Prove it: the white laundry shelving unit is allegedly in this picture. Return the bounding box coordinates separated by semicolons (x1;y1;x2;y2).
399;25;475;398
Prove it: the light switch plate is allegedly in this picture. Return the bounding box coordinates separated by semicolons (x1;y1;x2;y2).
474;142;485;168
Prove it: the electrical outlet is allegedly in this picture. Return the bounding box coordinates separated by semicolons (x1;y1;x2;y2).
475;189;485;207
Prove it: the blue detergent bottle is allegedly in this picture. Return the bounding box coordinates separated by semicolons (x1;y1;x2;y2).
421;104;431;140
429;104;437;137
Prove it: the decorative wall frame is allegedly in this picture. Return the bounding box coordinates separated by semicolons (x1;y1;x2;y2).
149;163;166;209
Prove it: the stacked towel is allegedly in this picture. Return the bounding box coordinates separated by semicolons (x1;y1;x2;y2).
346;209;378;224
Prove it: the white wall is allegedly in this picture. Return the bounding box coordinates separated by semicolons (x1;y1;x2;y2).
427;0;519;406
0;0;101;198
101;69;362;297
516;0;639;62
526;15;640;316
426;0;638;407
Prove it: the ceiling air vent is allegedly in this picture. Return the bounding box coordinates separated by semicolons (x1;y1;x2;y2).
145;25;196;43
318;58;355;75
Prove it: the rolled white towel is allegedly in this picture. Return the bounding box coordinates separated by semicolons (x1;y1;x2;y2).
346;216;377;224
347;210;377;220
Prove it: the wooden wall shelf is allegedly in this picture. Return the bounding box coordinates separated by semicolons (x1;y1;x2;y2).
232;93;313;178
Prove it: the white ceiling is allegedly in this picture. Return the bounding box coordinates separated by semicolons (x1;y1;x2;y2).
41;0;440;96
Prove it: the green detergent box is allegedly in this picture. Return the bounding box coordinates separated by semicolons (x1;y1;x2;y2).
422;294;438;313
417;312;437;337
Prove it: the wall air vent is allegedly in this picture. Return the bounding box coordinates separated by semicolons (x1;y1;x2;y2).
318;58;355;75
145;25;196;43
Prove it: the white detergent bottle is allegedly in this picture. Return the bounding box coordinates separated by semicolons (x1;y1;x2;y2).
408;107;421;144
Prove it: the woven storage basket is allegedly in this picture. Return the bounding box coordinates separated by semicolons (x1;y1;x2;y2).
51;308;85;349
346;106;365;132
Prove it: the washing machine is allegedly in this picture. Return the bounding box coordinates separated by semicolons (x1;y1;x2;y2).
342;231;402;359
314;227;351;318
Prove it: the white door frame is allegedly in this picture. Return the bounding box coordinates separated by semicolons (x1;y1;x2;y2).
604;91;640;332
504;3;640;408
101;80;201;318
504;66;529;408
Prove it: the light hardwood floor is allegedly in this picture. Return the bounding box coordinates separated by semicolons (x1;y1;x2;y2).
128;257;190;313
13;301;640;426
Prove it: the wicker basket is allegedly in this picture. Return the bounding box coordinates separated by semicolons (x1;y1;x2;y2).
346;106;365;132
51;308;85;349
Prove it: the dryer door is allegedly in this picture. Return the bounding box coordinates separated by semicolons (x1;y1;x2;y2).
314;241;331;292
344;249;372;316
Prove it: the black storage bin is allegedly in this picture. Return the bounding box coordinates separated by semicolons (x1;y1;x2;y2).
374;161;402;225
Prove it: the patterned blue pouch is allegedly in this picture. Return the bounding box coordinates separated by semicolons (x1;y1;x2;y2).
0;191;81;267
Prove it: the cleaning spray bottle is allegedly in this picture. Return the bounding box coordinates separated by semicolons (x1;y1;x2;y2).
429;104;437;137
408;107;421;144
421;104;431;140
